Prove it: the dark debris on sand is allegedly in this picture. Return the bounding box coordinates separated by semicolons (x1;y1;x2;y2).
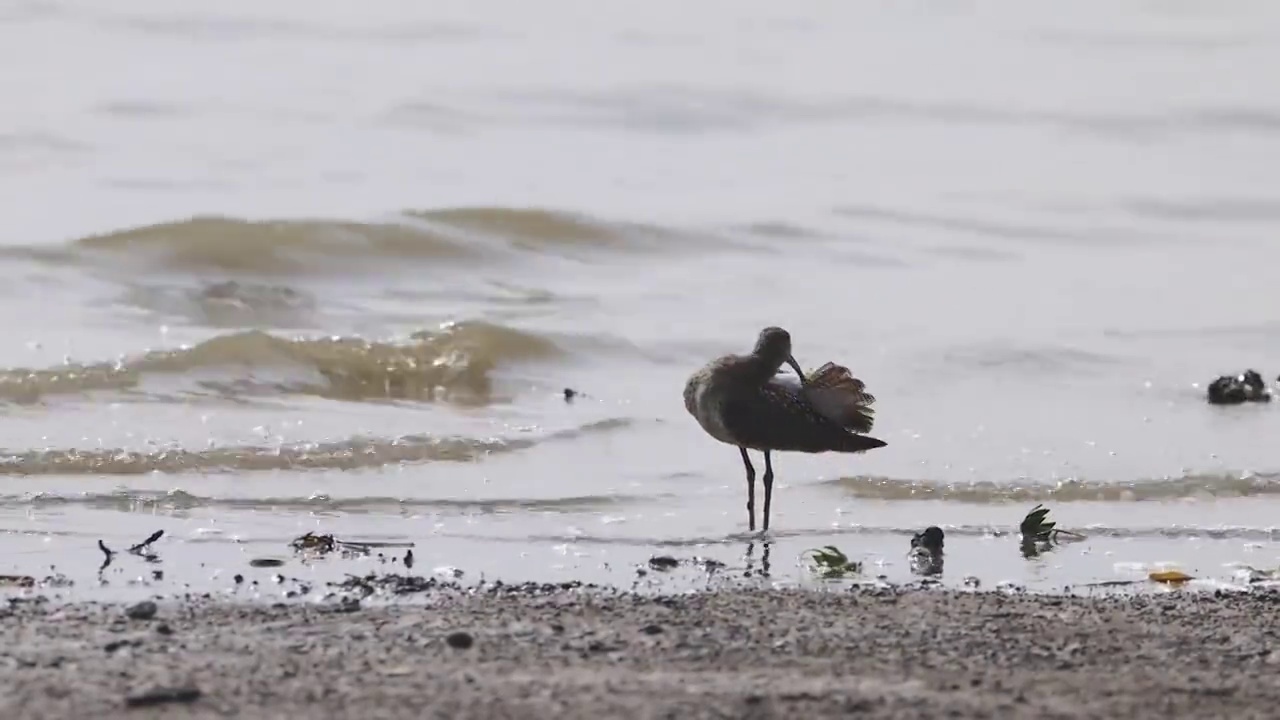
331;573;602;599
124;686;201;709
97;530;165;573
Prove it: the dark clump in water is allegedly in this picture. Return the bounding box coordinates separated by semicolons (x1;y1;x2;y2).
1207;369;1272;405
290;532;414;560
910;526;945;577
911;526;945;554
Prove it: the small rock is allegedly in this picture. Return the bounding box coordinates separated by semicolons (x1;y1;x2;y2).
233;574;244;585
563;388;577;401
641;623;664;635
126;601;157;621
155;624;173;636
337;597;361;613
648;556;680;572
125;686;201;708
445;631;474;650
250;558;285;568
105;639;142;654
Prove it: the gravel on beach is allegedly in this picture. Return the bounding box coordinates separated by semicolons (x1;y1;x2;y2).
2;587;1279;719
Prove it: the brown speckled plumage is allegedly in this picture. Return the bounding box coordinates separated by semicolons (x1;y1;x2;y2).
684;327;886;532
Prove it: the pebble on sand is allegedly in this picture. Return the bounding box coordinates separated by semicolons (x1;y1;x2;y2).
126;601;158;621
124;686;201;708
445;631;474;650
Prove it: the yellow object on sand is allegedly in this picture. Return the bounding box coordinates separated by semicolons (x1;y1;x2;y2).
1148;570;1194;584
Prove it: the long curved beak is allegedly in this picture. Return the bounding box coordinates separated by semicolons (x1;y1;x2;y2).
785;355;807;384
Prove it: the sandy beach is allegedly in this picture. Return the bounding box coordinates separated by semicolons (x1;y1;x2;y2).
3;586;1278;719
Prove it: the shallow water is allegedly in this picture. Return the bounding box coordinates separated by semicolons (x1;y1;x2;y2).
4;1;1280;598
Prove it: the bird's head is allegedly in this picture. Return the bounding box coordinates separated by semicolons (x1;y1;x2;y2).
752;326;804;380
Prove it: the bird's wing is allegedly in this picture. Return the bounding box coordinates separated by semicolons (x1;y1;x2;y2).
722;381;883;453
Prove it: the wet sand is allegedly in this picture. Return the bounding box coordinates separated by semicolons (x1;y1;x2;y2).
3;586;1279;719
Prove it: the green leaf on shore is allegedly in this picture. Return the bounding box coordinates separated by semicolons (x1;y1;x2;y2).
804;545;862;579
1019;504;1088;558
1020;504;1056;544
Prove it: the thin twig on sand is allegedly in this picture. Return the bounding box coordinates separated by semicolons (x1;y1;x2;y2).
98;530;165;571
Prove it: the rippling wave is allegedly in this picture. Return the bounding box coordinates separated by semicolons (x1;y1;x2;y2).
0;419;630;476
123;280;321;329
825;473;1280;502
0;320;561;404
3;489;657;513
2;207;689;275
505;523;1280;545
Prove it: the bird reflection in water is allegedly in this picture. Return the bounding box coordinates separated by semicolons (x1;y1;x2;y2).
745;541;772;578
909;526;945;577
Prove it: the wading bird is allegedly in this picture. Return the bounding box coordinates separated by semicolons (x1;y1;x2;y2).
683;326;887;531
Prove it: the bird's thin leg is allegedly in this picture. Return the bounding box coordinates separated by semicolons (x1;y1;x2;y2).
762;450;775;532
739;447;756;531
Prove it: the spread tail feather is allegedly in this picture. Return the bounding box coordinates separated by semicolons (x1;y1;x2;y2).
801;361;877;433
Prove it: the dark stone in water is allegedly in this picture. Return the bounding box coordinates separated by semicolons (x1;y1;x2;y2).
249;558;285;568
1207;369;1272;405
563;388;578;402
